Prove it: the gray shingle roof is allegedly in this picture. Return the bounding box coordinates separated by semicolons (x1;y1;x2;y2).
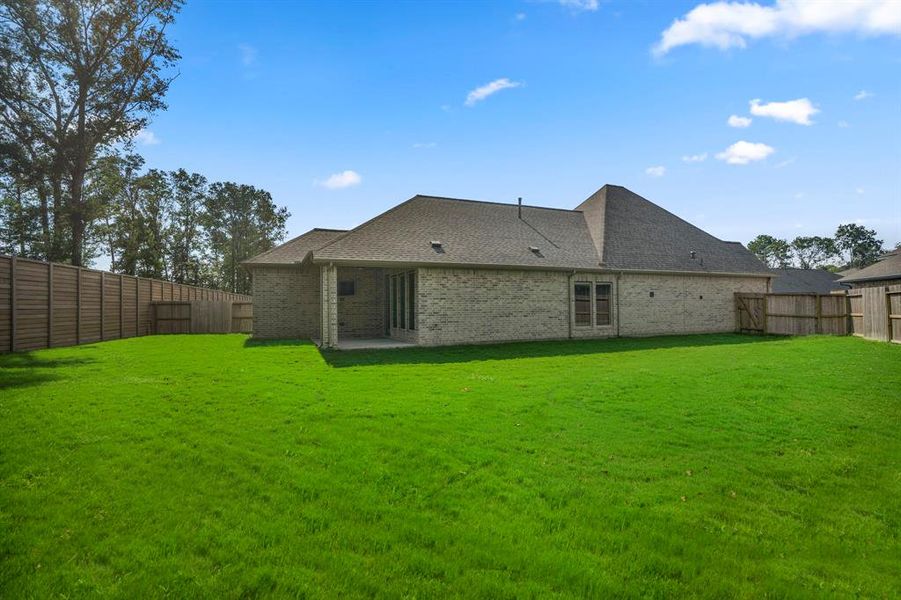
243;228;346;266
577;185;770;274
837;250;901;283
769;268;848;293
313;196;601;270
244;185;770;276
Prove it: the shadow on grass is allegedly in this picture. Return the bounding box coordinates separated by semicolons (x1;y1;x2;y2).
243;338;316;349
0;352;96;391
320;333;786;368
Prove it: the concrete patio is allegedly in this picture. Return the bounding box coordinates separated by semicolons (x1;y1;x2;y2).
314;337;416;351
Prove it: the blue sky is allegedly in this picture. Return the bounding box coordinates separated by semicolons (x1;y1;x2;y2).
136;0;901;248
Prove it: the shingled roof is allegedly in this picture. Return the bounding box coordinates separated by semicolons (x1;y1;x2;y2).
242;228;346;266
245;185;769;276
769;268;848;293
576;185;769;274
837;249;901;284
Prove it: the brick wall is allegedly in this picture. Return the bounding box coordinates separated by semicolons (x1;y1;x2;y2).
337;267;385;337
250;265;320;339
618;272;768;336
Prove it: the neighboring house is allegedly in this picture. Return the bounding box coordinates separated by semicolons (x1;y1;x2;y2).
243;185;771;348
837;249;901;288
769;268;849;294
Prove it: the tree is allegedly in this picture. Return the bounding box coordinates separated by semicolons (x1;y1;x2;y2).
0;0;181;265
790;236;839;269
748;234;792;268
835;224;883;269
168;169;207;285
203;182;289;294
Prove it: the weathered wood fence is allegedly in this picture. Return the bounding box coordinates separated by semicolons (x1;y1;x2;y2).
736;286;901;343
0;254;252;353
152;301;253;334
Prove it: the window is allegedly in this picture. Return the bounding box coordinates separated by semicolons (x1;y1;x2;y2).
595;283;611;326
574;282;591;326
387;271;416;331
338;280;355;296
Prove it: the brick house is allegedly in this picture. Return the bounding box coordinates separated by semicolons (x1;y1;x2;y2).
243;185;770;348
837;249;901;289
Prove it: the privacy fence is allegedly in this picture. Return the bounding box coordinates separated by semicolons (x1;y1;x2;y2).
0;254;251;353
736;285;901;343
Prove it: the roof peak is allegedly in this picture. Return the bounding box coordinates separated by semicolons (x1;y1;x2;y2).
413;194;580;214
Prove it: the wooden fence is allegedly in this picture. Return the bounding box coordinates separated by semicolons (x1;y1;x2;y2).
848;284;901;343
152;301;253;334
0;254;252;353
736;286;901;343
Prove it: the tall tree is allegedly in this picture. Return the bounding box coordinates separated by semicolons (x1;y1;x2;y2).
204;182;289;294
790;236;839;269
168;169;206;285
0;0;181;265
835;224;883;269
748;234;792;268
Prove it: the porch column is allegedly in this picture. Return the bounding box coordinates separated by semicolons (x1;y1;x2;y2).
320;264;338;348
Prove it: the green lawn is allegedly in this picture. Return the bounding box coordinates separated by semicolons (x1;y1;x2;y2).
1;334;899;598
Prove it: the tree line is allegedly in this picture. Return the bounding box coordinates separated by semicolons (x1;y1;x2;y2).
0;0;288;294
747;224;887;271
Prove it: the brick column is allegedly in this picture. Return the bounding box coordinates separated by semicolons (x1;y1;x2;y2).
320;264;338;348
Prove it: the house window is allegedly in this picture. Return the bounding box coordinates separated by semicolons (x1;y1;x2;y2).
338;280;355;296
574;282;591;326
387;271;416;331
596;283;611;326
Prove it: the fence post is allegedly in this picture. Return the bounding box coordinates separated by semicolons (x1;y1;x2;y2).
886;287;893;343
48;262;53;347
9;255;16;352
815;294;822;335
135;277;140;336
76;268;81;344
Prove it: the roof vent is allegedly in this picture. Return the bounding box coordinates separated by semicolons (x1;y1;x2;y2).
529;246;544;258
431;240;445;254
690;250;697;260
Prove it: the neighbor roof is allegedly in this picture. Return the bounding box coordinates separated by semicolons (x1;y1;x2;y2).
244;185;769;275
837;250;901;283
769;268;848;293
242;228;346;265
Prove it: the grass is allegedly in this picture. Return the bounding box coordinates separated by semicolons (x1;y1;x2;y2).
1;333;899;598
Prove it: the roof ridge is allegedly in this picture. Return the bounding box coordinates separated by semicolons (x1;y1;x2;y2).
245;228;321;262
607;186;729;245
417;194;580;213
310;196;422;256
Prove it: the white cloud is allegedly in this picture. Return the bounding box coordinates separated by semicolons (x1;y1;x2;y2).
854;89;874;100
645;165;666;177
653;0;901;57
774;157;796;168
856;187;865;195
837;120;850;128
728;114;752;128
559;0;599;11
749;98;819;125
465;78;523;107
682;152;708;162
413;142;437;149
716;140;775;164
238;43;258;66
315;170;362;190
133;129;160;145
515;12;527;21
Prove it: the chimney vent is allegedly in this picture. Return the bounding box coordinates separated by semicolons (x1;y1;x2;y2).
518;197;522;219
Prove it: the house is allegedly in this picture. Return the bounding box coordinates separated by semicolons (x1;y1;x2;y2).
837;249;901;288
243;185;771;348
769;268;849;294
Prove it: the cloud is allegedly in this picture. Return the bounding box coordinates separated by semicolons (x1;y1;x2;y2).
315;170;362;190
645;165;666;177
653;0;901;57
465;78;523;107
856;187;865;195
133;129;160;145
716;140;775;164
515;12;527;21
854;89;874;100
559;0;599;11
728;115;752;128
837;120;850;128
413;142;437;149
238;43;258;66
774;157;796;168
682;152;708;163
750;98;819;125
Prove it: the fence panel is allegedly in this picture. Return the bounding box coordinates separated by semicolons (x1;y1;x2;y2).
889;291;901;343
0;254;252;353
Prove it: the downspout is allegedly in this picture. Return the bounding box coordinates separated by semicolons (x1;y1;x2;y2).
616;271;622;338
568;270;575;339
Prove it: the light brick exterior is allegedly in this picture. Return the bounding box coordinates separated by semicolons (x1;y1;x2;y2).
253;264;768;347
